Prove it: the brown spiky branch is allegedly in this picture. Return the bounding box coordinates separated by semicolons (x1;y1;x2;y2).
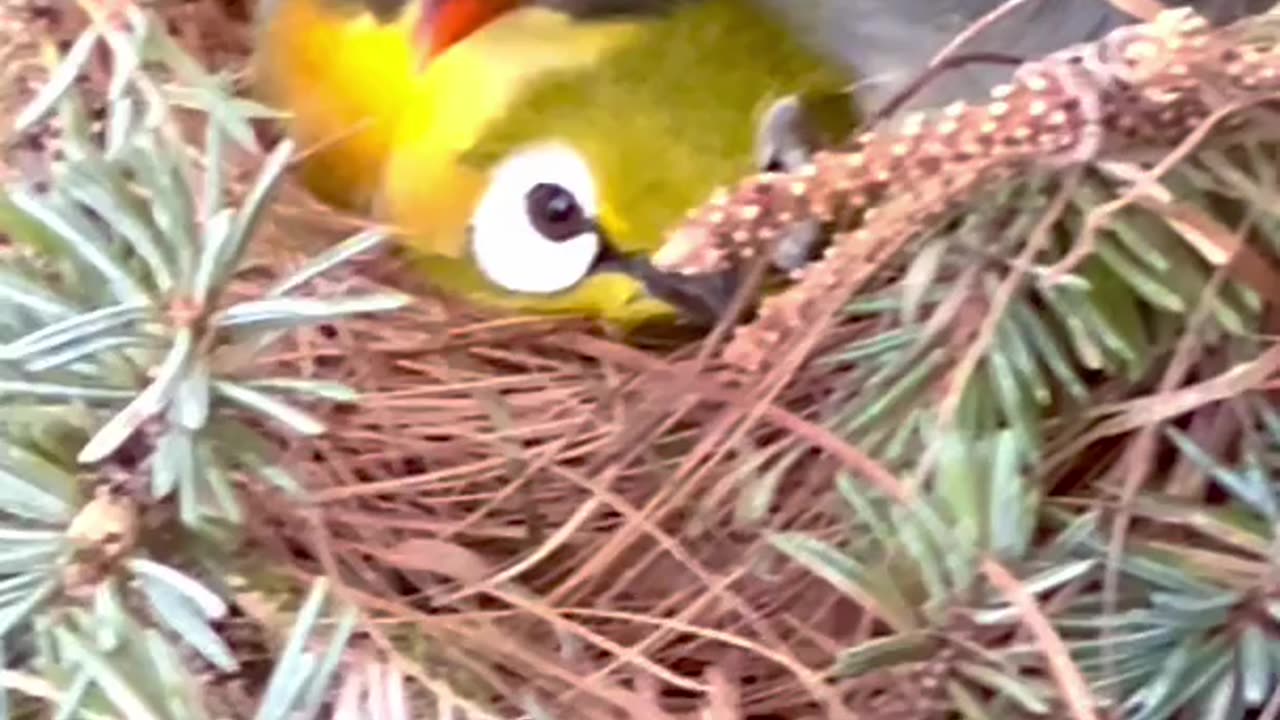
653;6;1280;371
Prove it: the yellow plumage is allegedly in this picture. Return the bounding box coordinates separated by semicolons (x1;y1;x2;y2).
253;0;424;210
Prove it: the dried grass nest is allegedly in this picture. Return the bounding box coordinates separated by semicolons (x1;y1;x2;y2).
247;204;886;718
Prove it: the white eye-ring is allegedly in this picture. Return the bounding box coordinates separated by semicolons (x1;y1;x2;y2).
469;142;602;295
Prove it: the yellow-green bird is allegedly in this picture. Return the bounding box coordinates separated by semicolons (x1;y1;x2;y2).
251;0;1268;327
251;0;859;328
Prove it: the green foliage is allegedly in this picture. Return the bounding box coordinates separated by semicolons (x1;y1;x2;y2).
764;100;1280;719
0;8;408;718
773;429;1090;717
1060;400;1280;719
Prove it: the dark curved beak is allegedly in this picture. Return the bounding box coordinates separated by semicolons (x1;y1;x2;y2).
588;225;742;326
599;251;743;326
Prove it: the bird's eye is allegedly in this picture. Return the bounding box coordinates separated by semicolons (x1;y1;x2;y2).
525;182;586;242
469;143;601;295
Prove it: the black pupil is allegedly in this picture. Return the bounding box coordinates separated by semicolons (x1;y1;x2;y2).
526;183;585;242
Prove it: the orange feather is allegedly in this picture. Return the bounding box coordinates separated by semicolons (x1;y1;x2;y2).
417;0;521;59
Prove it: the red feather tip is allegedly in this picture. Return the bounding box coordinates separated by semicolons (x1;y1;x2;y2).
415;0;521;62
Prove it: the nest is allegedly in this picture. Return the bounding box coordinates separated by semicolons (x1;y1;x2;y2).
242;209;877;717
